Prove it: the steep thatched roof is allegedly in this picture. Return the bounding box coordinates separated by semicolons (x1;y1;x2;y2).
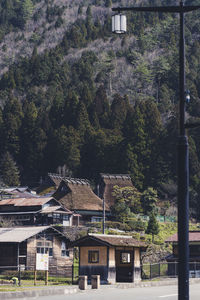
53;179;109;212
99;173;134;208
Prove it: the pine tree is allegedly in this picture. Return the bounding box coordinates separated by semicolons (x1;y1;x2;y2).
105;0;112;8
146;213;159;242
0;152;20;186
141;187;158;215
2;96;23;158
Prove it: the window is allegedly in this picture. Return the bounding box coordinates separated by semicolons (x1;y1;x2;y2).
37;245;53;256
53;213;60;219
91;216;102;223
120;252;131;264
88;251;99;263
61;241;69;257
16;215;30;221
36;234;53;257
63;215;69;221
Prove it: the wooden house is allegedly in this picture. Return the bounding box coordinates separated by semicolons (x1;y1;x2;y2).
0;196;73;226
98;174;134;209
166;231;200;277
72;233;146;284
53;178;110;225
0;226;73;276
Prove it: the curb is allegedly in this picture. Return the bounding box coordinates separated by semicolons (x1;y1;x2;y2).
0;286;78;299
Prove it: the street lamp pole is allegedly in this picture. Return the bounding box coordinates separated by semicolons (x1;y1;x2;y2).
112;2;200;300
178;3;189;298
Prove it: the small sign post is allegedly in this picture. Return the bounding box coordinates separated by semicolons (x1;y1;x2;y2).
35;253;49;285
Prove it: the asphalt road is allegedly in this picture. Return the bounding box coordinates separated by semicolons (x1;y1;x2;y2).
31;283;200;300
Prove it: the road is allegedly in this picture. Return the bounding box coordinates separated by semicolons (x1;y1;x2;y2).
31;283;200;300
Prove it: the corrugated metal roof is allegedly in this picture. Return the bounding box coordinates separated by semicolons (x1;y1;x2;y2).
166;231;200;243
0;226;50;243
0;197;53;207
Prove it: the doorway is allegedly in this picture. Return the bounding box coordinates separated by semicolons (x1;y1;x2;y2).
115;249;134;282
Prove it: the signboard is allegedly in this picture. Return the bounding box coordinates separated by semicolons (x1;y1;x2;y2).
36;253;49;271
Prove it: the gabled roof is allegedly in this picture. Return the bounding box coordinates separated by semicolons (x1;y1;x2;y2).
54;179;109;212
0;226;59;243
40;206;72;215
100;173;132;183
47;173;65;187
99;173;134;208
72;233;146;248
0;197;54;207
166;231;200;243
0;187;30;193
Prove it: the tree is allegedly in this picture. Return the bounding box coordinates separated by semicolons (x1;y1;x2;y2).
111;185;142;221
110;94;130;129
146;213;159;242
22;0;34;23
2;96;23;158
0;152;20;186
105;0;112;8
141;187;158;215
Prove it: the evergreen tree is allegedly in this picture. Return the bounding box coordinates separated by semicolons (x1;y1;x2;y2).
110;94;130;129
92;85;110;128
2;96;23;158
146;213;159;242
75;101;91;136
105;0;112;8
141;187;159;215
22;0;34;23
0;152;20;186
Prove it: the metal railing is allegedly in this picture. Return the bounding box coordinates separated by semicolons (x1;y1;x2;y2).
141;262;200;280
0;264;79;286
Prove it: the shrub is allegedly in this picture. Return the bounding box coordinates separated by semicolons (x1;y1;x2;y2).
127;218;147;231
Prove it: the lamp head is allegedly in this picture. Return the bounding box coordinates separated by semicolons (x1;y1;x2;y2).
185;90;190;103
112;13;127;34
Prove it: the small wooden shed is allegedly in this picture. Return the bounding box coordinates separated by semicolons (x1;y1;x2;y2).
72;233;146;284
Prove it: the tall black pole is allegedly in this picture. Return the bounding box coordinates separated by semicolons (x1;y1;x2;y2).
112;2;200;299
178;1;189;300
103;198;105;234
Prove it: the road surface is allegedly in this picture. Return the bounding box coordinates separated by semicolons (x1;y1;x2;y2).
30;283;200;300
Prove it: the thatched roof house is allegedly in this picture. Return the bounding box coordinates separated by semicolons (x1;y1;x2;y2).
98;173;134;208
53;178;110;225
37;173;68;196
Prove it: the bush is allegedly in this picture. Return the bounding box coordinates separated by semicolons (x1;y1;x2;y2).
127;218;147;231
105;221;131;231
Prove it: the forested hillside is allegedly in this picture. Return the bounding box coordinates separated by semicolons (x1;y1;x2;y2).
0;0;200;218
